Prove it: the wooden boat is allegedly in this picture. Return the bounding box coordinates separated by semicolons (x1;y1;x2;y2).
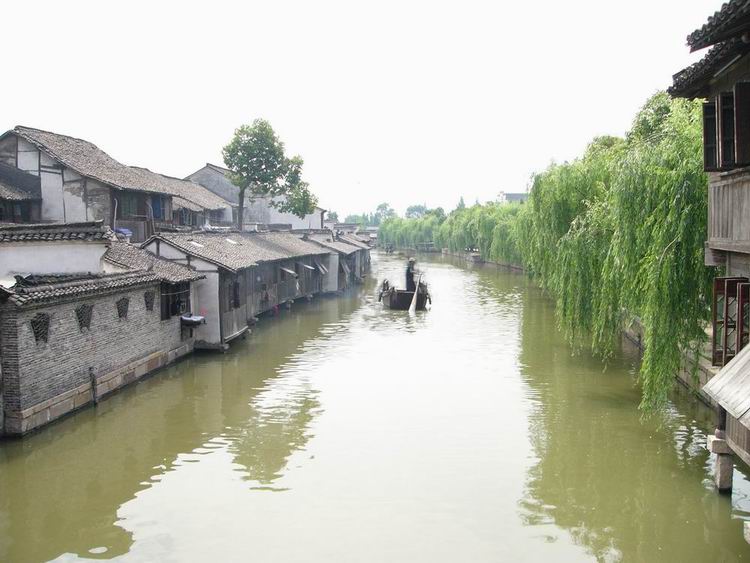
378;279;430;311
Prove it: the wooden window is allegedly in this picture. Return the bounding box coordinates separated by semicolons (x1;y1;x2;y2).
713;277;749;366
703;100;718;171
117;192;139;218
144;291;155;311
151;195;163;220
738;282;750;354
232;280;240;308
720;92;736;168
161;282;190;320
735;82;750;166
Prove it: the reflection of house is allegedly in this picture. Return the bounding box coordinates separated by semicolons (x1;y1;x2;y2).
186;163;326;229
670;1;750;499
0;162;41;223
0;127;231;241
142;231;331;349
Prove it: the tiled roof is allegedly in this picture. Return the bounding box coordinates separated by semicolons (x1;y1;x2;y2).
103;242;204;283
150;231;328;272
669;38;750;98
5;271;159;306
305;233;359;255
7;127;228;211
0;163;41;201
338;233;370;249
688;0;750;52
0;221;115;244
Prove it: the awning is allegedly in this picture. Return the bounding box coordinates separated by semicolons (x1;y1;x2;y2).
340;260;351;275
297;262;316;271
314;259;328;274
279;266;298;278
704;345;750;429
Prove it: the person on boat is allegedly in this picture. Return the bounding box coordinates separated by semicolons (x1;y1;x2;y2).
406;257;417;291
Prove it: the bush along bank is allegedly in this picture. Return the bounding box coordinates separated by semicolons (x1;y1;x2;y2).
379;92;714;411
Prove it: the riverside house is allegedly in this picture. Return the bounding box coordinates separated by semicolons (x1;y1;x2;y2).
671;0;750;495
0;127;231;241
142;231;332;349
186;163;327;229
303;231;370;290
0;223;203;436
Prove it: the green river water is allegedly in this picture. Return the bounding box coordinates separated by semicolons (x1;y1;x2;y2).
1;253;750;562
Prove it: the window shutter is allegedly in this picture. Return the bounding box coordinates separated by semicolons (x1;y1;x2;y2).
735;82;750;166
719;92;736;168
704;100;719;171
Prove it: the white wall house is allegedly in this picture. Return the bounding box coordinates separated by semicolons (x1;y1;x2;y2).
186;163;326;229
0;222;114;288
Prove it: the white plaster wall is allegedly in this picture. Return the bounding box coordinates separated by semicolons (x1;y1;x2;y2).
16;139;39;174
142;240;223;346
193;272;221;346
323;253;339;292
0;242;109;285
267;204;322;229
39;170;65;221
61;169;87;222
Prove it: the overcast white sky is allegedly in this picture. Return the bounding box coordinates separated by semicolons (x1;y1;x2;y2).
2;0;719;217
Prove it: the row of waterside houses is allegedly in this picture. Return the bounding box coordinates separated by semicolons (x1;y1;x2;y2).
670;0;750;540
0;126;370;437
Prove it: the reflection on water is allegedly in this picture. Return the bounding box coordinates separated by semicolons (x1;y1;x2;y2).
0;253;749;561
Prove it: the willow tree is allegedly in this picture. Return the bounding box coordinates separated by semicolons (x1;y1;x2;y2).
223;119;317;229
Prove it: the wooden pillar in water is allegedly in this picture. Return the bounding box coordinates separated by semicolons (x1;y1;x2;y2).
710;406;734;492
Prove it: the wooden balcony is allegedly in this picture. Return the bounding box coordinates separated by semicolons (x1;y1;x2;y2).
709;168;750;254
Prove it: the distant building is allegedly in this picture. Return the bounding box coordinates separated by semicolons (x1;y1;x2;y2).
498;191;529;204
186;163;326;230
0;127;232;241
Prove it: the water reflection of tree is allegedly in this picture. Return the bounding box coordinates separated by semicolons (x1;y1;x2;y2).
517;285;748;561
0;291;363;562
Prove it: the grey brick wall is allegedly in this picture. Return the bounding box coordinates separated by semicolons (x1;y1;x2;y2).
1;282;187;421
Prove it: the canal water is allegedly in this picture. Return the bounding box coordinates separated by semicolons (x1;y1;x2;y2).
2;253;750;562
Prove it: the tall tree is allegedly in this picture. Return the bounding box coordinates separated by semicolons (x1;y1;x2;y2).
223;119;317;229
327;211;339;222
405;204;428;219
374;202;396;225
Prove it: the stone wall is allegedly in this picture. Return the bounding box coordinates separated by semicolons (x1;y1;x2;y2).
0;282;193;436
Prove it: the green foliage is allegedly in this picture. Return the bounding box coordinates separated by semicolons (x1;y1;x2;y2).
380;92;713;411
406;204;428;219
327;211;339;222
345;203;397;227
223;119;318;226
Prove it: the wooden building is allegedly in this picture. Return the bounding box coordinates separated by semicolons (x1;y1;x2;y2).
671;0;750;497
0;162;41;223
142;231;332;349
186;163;326;229
0;127;231;241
